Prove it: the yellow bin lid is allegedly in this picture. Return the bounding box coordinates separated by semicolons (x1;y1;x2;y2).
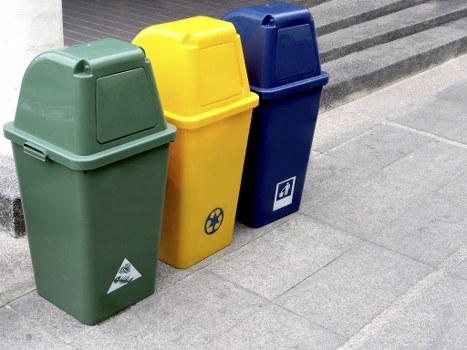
133;16;258;129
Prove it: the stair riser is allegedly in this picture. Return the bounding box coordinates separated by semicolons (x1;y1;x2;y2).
320;7;467;63
315;0;430;35
321;36;467;110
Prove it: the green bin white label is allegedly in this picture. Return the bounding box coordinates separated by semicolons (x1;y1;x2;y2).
107;258;142;294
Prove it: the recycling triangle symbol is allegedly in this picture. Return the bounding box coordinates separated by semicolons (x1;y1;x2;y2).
107;258;142;294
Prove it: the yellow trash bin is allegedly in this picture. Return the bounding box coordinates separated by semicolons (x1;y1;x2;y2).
133;16;259;268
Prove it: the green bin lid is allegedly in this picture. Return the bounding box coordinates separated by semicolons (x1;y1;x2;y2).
4;38;176;170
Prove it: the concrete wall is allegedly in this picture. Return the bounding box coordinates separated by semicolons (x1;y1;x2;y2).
0;0;63;155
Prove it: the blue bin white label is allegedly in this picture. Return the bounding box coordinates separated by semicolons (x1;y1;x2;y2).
273;176;296;211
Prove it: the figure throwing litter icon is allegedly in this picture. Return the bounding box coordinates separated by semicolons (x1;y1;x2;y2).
273;177;296;211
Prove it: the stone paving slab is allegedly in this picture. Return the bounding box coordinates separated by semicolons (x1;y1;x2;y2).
275;241;433;337
156;213;298;291
11;270;267;350
394;98;467;144
380;139;467;191
301;153;375;213
437;79;467;106
207;214;360;300
206;303;345;350
450;259;467;281
9;292;87;344
0;305;72;350
325;124;431;171
305;167;429;239
438;171;467;205
369;192;467;267
0;234;34;305
358;274;467;350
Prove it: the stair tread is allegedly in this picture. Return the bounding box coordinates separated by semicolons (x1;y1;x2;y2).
311;0;429;34
318;0;467;62
320;17;467;110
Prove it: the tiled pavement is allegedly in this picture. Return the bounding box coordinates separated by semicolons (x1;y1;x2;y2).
62;0;310;45
1;53;467;350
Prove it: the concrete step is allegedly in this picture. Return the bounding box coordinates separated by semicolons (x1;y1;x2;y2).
318;0;467;63
321;17;467;110
0;155;25;238
301;0;333;6
311;0;430;36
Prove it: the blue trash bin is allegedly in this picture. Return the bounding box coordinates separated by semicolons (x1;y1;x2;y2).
223;2;329;228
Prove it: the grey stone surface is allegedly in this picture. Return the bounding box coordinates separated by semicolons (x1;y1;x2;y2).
0;233;35;305
301;153;374;213
0;306;73;350
9;292;87;344
394;98;467;144
10;271;267;349
275;241;433;337
0;154;25;237
381;139;467;191
439;171;467;206
310;150;321;158
206;303;344;350
313;54;467;154
319;0;467;63
359;274;467;350
313;120;379;154
370;192;467;267
322;19;467;109
437;79;467;106
69;270;266;350
156;214;297;291
325;124;431;171
312;0;428;35
207;214;360;300
305;167;428;239
450;258;467;281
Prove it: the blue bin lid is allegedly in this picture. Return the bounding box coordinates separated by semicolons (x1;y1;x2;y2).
223;2;327;92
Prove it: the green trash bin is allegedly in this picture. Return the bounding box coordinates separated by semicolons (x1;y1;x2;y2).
3;38;176;325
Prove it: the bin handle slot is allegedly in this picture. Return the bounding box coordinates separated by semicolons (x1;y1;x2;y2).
23;142;47;162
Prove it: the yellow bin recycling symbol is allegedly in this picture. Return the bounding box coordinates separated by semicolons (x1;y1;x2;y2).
205;208;224;235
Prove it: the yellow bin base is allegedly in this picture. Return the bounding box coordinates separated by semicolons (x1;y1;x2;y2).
160;105;255;268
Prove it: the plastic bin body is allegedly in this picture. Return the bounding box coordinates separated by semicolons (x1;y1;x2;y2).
133;17;258;268
223;2;329;228
4;39;176;325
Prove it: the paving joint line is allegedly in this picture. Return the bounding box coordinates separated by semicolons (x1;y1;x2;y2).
384;120;467;149
272;236;363;302
6;302;78;349
337;244;467;350
206;269;273;303
271;300;347;340
4;288;37;309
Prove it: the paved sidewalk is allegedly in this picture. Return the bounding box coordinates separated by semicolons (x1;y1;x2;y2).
1;54;467;349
